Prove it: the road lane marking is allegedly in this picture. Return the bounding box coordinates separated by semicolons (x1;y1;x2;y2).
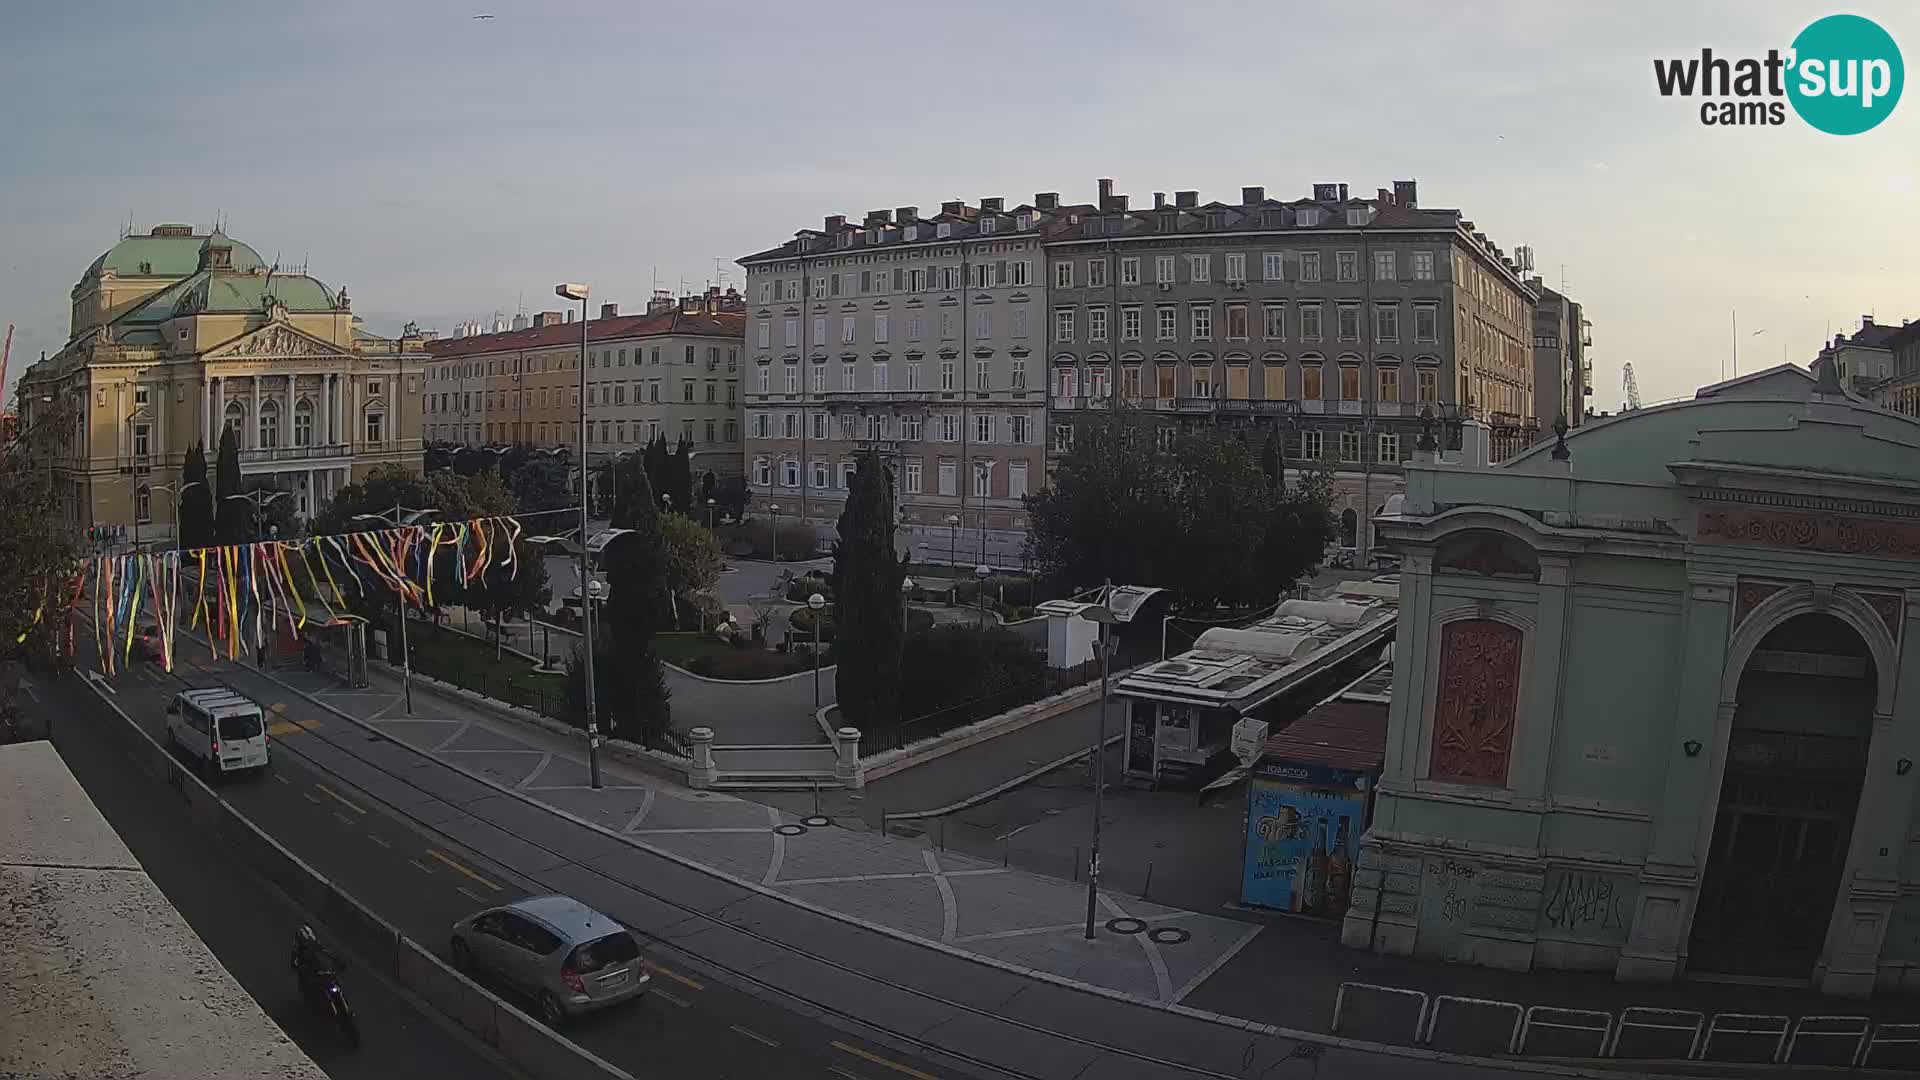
313;783;365;815
456;885;489;904
331;811;356;826
729;1024;779;1048
368;835;392;848
274;774;291;785
642;962;705;992
302;791;323;805
829;1069;873;1080
427;848;500;891
651;989;690;1008
831;1042;941;1080
409;858;436;876
267;721;304;738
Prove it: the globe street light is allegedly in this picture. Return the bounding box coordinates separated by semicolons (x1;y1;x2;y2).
769;503;782;563
807;592;826;708
945;513;960;570
975;564;990;628
706;497;717;531
557;281;603;790
900;575;915;630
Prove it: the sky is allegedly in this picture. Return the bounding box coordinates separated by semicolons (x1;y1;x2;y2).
2;0;1915;409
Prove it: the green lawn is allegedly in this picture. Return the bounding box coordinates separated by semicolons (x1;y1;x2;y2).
409;621;570;716
655;632;820;680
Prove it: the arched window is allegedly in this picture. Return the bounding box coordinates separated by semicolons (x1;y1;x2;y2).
223;400;245;440
1340;507;1358;547
258;399;280;448
293;398;314;447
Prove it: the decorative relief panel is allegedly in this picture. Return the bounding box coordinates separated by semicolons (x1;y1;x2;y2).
1429;619;1524;786
1435;531;1540;581
1861;590;1904;642
1698;507;1920;563
1733;580;1787;629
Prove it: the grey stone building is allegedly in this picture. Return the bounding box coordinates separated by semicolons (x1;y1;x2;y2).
1531;282;1591;433
738;196;1067;564
1042;179;1541;561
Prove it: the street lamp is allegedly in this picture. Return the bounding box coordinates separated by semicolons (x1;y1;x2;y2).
1078;592;1124;941
807;592;826;708
974;564;990;628
225;489;291;542
768;503;782;563
900;576;915;630
945;513;960;569
148;480;203;550
353;504;436;716
557;281;603;790
706;497;717;531
662;493;672;515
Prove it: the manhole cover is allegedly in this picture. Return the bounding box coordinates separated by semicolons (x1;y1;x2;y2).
773;824;807;836
801;815;831;828
1105;917;1147;935
1148;927;1191;945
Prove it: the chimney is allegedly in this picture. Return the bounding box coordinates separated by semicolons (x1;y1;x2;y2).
940;200;965;217
1035;192;1059;210
1175;191;1199;209
536;311;563;328
1394;179;1418;208
564;309;575;323
1153;192;1167;210
648;290;675;315
824;214;846;231
1862;314;1875;329
600;302;619;320
1111;194;1128;212
979;197;1003;214
867;209;892;226
1337;183;1349;201
1241;186;1265;205
1097;178;1114;209
1378;187;1391;205
896;206;918;224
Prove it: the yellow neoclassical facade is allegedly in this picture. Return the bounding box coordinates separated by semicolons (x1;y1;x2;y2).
16;225;428;542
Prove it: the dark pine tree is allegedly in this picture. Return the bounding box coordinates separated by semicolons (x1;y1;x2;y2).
668;437;694;516
642;435;671;513
213;425;248;544
595;464;672;741
831;451;904;730
178;442;216;550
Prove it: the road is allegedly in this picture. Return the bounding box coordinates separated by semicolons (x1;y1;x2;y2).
38;672;516;1080
73;629;1620;1080
70;652;960;1080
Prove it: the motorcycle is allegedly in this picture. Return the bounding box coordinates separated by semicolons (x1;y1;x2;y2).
297;962;360;1049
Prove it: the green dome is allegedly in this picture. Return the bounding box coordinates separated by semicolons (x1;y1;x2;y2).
85;227;267;280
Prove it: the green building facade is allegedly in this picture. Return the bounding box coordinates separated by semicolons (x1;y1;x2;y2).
1344;363;1920;997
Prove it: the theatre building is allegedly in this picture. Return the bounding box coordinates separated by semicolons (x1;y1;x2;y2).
1344;362;1920;997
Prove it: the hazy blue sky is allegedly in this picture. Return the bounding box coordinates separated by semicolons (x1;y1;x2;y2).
2;0;1914;407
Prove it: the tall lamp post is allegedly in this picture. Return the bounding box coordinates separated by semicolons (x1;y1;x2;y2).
557;282;603;789
945;513;960;569
807;592;827;708
706;497;717;531
226;489;291;543
768;503;781;563
149;480;203;550
974;564;990;628
1081;589;1122;940
900;576;915;630
352;505;435;715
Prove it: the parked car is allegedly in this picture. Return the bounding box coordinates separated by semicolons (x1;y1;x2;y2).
450;895;648;1025
134;623;165;662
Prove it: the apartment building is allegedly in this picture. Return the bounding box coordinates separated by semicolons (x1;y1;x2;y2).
1043;178;1539;557
15;225;428;539
422;290;744;481
738;197;1064;565
1871;318;1920;417
1531;283;1591;433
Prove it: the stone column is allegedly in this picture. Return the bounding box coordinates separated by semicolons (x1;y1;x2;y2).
114;382;126;462
834;727;864;790
251;376;262;449
205;377;216;449
1510;555;1571;804
688;727;716;788
1616;571;1733;984
1379;547;1436;807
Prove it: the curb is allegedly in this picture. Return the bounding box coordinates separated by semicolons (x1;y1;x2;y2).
661;657;838;687
882;731;1125;822
392;668;695;779
236;655;1679;1079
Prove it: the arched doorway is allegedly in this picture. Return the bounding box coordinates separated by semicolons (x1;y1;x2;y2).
1339;507;1357;547
1690;613;1876;978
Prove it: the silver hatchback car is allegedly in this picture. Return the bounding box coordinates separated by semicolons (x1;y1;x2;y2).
450;895;649;1025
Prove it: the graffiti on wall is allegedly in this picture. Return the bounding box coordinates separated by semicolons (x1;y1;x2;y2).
1539;867;1634;944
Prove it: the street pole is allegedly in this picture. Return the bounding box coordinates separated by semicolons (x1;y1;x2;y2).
563;284;604;790
771;505;780;563
393;502;415;717
1084;580;1112;940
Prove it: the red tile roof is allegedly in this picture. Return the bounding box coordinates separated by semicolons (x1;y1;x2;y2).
1262;700;1388;774
424;310;742;359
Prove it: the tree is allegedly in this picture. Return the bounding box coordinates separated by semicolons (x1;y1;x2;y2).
699;471;717;508
898;624;1045;719
1167;434;1276;608
1254;459;1339;600
463;537;553;635
1260;428;1284;490
659;514;722;627
241;478;299;541
643;435;671;512
178;442;215;550
609;453;650;530
510;456;570;516
832;452;904;729
593;478;672;740
213;425;248;545
714;474;751;522
667;437;694;516
0;412;82;679
1023;412;1179;591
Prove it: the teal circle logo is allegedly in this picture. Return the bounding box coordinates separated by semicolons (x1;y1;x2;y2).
1787;14;1903;135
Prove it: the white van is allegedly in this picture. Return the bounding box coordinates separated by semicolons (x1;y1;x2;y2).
166;688;270;778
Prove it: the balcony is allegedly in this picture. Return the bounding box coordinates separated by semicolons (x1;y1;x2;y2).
239;443;352;465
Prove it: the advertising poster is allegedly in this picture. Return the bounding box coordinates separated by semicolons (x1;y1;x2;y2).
1242;764;1369;917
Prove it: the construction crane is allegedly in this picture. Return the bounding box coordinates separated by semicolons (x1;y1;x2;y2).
1621;361;1643;411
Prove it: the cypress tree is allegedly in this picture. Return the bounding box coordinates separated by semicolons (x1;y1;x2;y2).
832;451;904;730
178;442;216;550
214;425;248;543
